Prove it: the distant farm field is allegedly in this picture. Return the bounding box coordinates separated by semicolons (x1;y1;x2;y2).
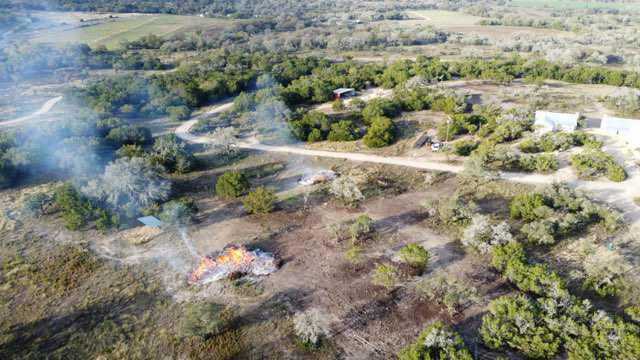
510;0;640;10
399;9;569;40
30;13;233;49
404;10;482;27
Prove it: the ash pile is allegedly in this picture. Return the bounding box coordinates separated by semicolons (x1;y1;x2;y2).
298;170;336;186
188;244;278;285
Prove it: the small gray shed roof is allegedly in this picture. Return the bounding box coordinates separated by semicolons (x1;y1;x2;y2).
138;216;163;228
333;88;355;95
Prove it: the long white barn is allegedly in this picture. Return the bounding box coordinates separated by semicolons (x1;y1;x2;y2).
601;115;640;147
534;111;580;133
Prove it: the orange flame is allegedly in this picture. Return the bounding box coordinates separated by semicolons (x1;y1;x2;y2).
188;245;256;284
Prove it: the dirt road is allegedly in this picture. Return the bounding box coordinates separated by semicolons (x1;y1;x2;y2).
175;99;640;226
1;96;63;127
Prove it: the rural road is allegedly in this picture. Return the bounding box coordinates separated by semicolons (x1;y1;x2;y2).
1;96;63;127
176;99;640;226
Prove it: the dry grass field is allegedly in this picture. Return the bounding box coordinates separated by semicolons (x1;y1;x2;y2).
28;12;234;49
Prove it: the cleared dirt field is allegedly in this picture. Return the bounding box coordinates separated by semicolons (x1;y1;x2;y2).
88;151;510;358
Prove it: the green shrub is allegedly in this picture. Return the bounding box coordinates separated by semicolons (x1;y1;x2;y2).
570;149;626;182
398;321;472;360
328;120;359;142
398;244;429;268
363;116;396;148
491;242;566;296
307;128;323;143
349;214;374;241
521;220;557;244
453;139;480;156
510;192;546;221
242;187;276;214
344;244;363;263
534;153;559;173
106;125;152;146
625;305;640;322
116;144;145;159
289;111;331;141
54;183;97;230
371;263;399;289
332;99;345;111
518;137;540;153
232;92;255;113
490;117;533;143
215;171;249;199
607;164;627;182
167;105;191;121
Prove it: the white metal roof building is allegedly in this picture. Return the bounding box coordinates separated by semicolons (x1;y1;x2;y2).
137;216;163;228
534;111;580;132
601;115;640;147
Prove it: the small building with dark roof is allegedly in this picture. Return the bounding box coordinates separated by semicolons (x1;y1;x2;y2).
333;88;356;99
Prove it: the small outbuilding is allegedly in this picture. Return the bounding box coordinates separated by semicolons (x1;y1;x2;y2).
534;111;580;133
333;88;356;100
137;216;163;229
601;115;640;147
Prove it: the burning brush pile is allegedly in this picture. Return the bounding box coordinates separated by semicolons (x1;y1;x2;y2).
188;245;278;285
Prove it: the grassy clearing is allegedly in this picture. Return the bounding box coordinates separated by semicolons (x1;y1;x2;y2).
403;10;482;27
31;14;233;49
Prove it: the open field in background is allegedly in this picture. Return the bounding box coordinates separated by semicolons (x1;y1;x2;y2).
403;10;482;27
29;13;234;49
401;9;570;39
509;0;640;11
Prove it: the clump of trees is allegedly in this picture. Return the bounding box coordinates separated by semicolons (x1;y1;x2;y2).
481;290;640;359
466;142;559;174
570;149;627;182
398;321;472;360
509;184;623;245
519;131;601;153
82;157;171;218
363;116;396;148
0;42;164;81
54;183;107;230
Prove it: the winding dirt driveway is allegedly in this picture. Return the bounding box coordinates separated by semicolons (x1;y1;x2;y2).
175;100;640;226
1;96;63;127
